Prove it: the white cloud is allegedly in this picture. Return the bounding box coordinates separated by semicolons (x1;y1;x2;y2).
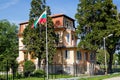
0;0;19;10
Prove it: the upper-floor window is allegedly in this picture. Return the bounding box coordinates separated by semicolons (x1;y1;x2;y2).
76;51;82;60
64;50;70;59
68;22;73;30
72;35;74;40
66;34;70;43
56;32;62;43
65;20;68;28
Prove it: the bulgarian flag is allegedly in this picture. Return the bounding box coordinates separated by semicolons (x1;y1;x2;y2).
31;11;47;28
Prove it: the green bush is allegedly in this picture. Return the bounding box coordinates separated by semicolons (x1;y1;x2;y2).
24;60;35;77
16;72;23;79
32;69;46;77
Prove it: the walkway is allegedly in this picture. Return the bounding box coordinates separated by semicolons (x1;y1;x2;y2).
54;76;120;80
103;77;120;80
50;77;79;80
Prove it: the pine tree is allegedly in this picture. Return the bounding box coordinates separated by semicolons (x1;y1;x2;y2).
75;0;120;73
23;0;57;69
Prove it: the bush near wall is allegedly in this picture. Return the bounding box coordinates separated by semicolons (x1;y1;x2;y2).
24;60;35;77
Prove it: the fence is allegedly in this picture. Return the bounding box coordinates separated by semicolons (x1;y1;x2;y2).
96;64;120;75
48;63;87;75
0;60;15;80
1;61;120;80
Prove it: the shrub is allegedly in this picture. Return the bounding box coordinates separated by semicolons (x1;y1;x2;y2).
24;60;35;77
16;72;23;79
32;69;46;77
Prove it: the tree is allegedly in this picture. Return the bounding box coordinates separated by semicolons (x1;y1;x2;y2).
75;0;120;73
0;19;18;71
23;0;57;69
96;49;109;65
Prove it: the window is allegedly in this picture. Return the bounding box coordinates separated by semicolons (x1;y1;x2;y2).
76;51;82;60
66;34;70;42
56;32;62;43
65;50;70;59
84;52;88;60
65;21;69;28
90;53;94;60
72;35;74;40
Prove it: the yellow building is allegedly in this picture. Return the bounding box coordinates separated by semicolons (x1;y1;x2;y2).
17;14;96;75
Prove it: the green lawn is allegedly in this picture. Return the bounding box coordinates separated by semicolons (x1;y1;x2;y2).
12;73;120;80
14;74;73;80
80;73;120;80
15;77;44;80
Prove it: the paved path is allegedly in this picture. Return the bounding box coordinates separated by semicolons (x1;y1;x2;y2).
103;77;120;80
50;77;79;80
55;76;120;80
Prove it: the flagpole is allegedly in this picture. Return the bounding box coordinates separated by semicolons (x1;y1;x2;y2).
45;7;49;80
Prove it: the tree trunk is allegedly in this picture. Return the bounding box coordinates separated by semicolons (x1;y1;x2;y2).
108;53;113;73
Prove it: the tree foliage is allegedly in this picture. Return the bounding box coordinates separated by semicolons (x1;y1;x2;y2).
117;52;120;65
75;0;120;73
0;19;18;70
23;0;57;68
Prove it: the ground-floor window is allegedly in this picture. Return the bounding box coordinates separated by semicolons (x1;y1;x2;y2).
76;51;82;60
84;52;88;60
64;50;70;59
90;53;94;61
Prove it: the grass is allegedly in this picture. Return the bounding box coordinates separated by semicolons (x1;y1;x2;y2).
15;77;44;80
16;73;120;80
14;74;73;80
48;74;73;79
2;72;120;80
79;73;120;80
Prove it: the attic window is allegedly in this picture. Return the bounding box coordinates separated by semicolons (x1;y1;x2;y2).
55;20;60;27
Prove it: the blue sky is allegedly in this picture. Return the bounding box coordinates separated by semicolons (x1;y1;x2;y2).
0;0;120;25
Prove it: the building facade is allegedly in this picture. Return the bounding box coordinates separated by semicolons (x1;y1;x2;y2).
17;14;96;75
